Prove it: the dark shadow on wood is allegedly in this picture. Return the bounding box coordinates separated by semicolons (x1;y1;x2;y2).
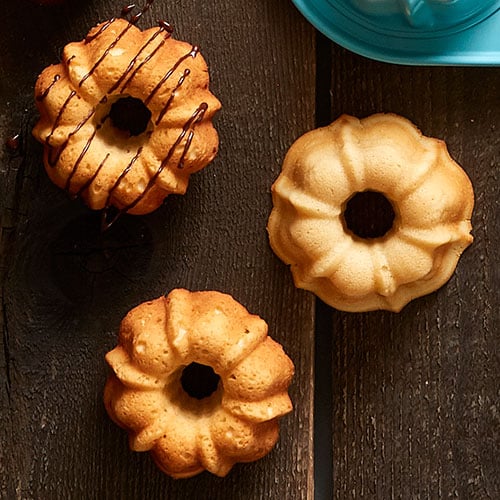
314;299;334;500
313;30;333;500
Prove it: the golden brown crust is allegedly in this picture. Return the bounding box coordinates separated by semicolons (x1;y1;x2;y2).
104;289;294;478
267;113;474;312
33;19;221;215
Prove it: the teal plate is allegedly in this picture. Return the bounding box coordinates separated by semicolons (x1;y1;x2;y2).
292;0;500;65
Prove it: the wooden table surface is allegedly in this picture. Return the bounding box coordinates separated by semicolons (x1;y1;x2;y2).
0;1;498;499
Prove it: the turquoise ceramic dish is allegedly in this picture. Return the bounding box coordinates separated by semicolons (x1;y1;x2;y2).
292;0;500;65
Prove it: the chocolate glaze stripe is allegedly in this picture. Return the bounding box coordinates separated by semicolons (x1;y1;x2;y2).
45;24;171;169
173;103;208;170
158;20;174;33
108;25;168;94
121;4;136;17
85;19;115;44
101;207;122;232
36;74;61;102
144;46;199;106
120;102;208;213
45;90;77;145
47;104;97;167
64;127;99;191
178;129;196;170
177;104;208;169
155;68;190;126
5;134;20;152
105;146;144;207
40;27;165;161
37;12;209;225
64;114;111;191
93;0;157;45
75;153;110;197
79;22;134;87
130;0;155;24
119;24;173;93
119;39;165;93
100;103;207;230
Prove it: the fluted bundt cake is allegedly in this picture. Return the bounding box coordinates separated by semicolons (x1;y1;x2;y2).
104;289;294;478
33;18;220;221
267;113;474;312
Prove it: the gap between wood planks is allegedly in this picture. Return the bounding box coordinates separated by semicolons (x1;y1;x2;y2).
313;32;334;500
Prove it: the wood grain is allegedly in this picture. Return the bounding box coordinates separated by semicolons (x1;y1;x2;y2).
329;46;500;499
3;1;499;498
0;1;316;498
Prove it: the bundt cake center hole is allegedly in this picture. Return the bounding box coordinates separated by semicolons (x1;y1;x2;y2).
343;191;396;239
181;362;220;400
109;96;152;136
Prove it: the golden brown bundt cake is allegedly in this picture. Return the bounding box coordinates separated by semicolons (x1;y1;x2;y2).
33;18;220;218
267;113;474;312
104;289;294;478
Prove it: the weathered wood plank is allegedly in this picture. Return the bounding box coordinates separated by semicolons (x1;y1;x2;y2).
0;1;316;498
329;45;500;499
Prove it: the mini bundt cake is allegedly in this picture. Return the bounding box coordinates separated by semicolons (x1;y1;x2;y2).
104;289;294;478
33;18;220;219
267;113;474;312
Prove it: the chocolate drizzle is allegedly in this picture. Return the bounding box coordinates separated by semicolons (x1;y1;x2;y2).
158;20;174;33
105;146;144;207
117;0;157;27
75;153;110;197
45;90;77;146
144;46;198;105
64;123;102;191
155;68;190;125
80;22;133;87
85;19;115;44
108;25;168;94
122;103;208;208
121;4;136;16
102;103;208;230
47;104;96;167
36;74;60;102
118;31;168;92
80;16;176;91
5;134;21;152
37;14;209;227
129;0;155;24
